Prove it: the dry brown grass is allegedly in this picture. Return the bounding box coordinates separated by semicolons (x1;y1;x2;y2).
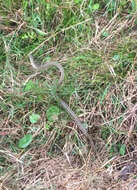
0;73;137;190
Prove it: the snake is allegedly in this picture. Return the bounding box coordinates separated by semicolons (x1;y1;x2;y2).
28;54;95;150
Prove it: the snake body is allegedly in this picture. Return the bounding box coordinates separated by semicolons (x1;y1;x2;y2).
29;54;64;84
28;54;95;149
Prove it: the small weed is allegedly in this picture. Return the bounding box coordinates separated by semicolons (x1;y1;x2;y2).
46;105;60;122
18;134;33;149
29;113;40;124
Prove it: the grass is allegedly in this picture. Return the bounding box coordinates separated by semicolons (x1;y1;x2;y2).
0;0;137;189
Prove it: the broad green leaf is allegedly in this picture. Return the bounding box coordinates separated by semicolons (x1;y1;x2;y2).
112;54;120;61
74;0;82;4
102;31;109;38
92;3;100;10
46;106;60;122
119;144;126;156
18;134;32;149
29;113;40;124
24;80;35;91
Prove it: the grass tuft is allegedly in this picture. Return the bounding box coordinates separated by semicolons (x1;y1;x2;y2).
0;0;137;189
